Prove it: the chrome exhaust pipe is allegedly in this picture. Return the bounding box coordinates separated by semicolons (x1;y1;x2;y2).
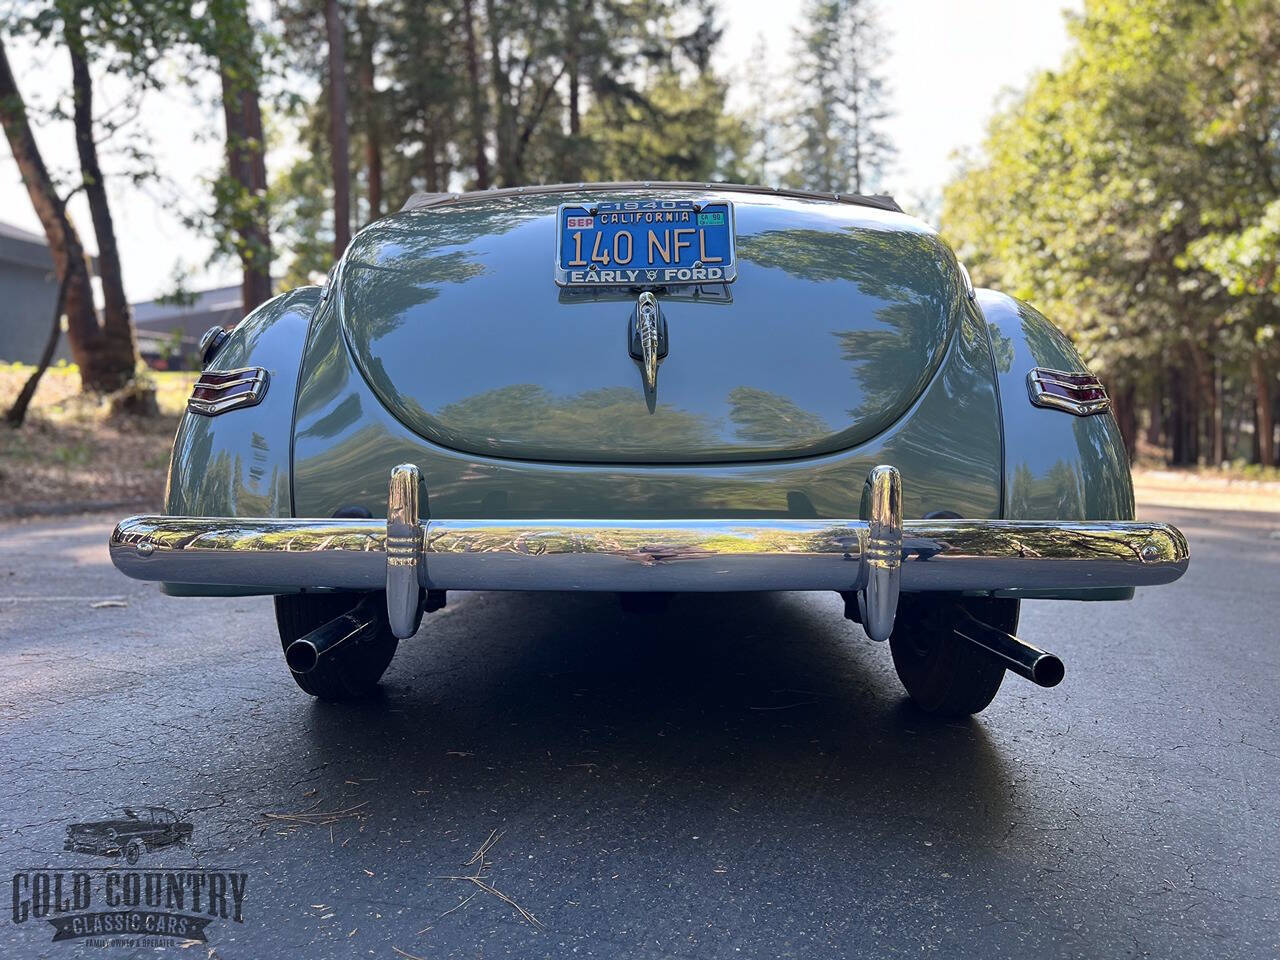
284;595;383;675
953;612;1065;688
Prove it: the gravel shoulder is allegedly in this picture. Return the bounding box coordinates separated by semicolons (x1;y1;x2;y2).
0;365;194;516
1133;467;1280;514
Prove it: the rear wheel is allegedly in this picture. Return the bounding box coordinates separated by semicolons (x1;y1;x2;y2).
275;592;399;701
888;596;1018;717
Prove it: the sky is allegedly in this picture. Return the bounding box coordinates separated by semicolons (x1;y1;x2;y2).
0;0;1082;302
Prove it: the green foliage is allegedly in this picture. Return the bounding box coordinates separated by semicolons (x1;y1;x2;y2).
273;144;333;288
942;0;1280;464
207;165;267;270
581;72;748;183
1187;200;1280;301
269;0;749;284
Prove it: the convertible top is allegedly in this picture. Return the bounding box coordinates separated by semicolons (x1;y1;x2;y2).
400;181;903;214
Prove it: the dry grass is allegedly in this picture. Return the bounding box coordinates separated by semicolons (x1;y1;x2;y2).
0;363;195;514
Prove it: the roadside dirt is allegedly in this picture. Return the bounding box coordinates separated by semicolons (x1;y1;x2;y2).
1132;467;1280;515
0;365;193;515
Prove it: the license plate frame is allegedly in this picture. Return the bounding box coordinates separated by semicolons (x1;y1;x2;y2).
554;199;737;287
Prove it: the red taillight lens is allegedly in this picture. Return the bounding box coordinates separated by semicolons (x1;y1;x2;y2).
188;367;269;416
1026;368;1110;416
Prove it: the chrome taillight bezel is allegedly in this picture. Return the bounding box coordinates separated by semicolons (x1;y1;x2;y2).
1026;367;1110;417
187;367;270;416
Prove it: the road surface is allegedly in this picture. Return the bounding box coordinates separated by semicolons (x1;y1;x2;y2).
1;505;1277;958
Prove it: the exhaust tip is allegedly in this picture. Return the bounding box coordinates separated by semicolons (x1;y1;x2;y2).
284;640;320;674
1031;654;1065;688
953;614;1066;689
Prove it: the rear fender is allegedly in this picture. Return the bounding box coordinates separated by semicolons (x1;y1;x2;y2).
162;286;321;592
976;288;1135;600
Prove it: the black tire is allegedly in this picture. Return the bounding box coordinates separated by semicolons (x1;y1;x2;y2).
274;592;399;701
888;596;1019;717
125;840;142;865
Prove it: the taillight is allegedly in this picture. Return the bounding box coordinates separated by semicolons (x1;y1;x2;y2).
1026;368;1110;416
188;367;269;416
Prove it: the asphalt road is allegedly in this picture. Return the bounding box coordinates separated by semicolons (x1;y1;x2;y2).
1;505;1277;959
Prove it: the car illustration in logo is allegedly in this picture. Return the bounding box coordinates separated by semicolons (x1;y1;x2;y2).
64;807;193;864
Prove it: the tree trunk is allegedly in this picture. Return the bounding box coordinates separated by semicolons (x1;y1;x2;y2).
1144;380;1163;451
326;0;351;256
567;0;581;136
1112;380;1138;463
217;13;272;314
356;1;381;219
5;270;69;427
461;0;490;189
1212;363;1225;464
422;119;437;193
563;0;582;182
1187;340;1217;465
67;16;140;384
485;0;515;185
568;55;580;136
1185;382;1199;463
511;67;564;183
1254;352;1275;467
849;92;862;195
1273;371;1280;466
0;35;128;392
1171;359;1198;465
1169;378;1186;465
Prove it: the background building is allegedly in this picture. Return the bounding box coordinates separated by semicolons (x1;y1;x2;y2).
130;284;244;370
0;220;72;365
1;221;243;371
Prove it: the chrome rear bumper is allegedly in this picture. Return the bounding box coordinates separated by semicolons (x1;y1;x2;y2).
110;464;1189;641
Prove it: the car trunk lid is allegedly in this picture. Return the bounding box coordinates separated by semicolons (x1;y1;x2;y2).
337;189;965;463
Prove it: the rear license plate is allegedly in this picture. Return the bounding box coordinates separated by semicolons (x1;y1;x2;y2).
555;199;736;287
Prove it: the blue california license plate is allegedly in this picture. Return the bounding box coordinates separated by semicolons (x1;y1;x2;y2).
555;199;736;287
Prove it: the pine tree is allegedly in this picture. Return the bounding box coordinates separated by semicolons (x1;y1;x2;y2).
740;33;783;186
787;0;894;194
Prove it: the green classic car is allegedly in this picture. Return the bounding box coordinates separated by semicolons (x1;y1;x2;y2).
110;182;1189;715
